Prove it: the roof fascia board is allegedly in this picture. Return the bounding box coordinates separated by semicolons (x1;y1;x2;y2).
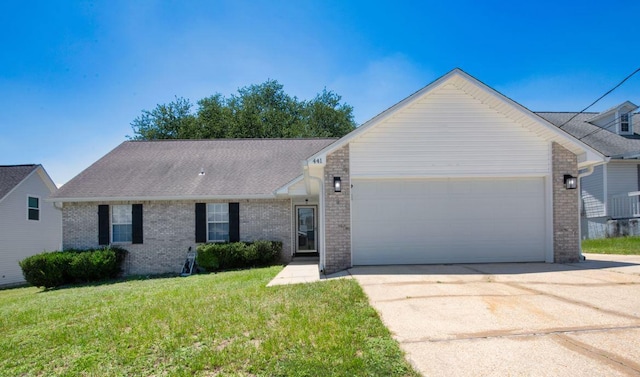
48;193;277;203
35;165;59;193
274;174;304;195
609;152;640;159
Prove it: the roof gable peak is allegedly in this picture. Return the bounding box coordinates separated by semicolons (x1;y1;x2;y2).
587;101;639;123
307;68;605;168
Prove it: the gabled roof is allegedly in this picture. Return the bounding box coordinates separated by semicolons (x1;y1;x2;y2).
586;101;638;123
52;139;336;201
0;164;39;202
309;68;605;168
538;112;640;158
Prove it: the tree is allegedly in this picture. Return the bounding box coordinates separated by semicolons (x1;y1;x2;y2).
129;97;196;140
129;80;356;140
303;89;355;138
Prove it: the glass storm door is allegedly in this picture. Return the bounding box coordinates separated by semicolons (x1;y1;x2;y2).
296;206;316;253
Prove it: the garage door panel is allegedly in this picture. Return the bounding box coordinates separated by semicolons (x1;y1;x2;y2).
352;178;546;265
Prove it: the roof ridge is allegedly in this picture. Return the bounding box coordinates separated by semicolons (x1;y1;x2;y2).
0;164;38;167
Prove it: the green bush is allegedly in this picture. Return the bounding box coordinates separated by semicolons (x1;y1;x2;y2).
19;252;72;288
19;247;128;288
253;240;281;264
197;241;282;272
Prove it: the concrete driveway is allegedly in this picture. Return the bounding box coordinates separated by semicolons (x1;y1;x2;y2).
350;254;640;376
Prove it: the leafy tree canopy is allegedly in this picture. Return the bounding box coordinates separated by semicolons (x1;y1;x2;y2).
129;80;356;140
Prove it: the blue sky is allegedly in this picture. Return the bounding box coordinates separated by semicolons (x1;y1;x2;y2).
1;0;639;186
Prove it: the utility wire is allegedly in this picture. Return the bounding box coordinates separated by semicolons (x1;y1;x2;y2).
576;111;632;141
557;67;640;129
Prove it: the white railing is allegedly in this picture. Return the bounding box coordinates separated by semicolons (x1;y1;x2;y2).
610;192;640;219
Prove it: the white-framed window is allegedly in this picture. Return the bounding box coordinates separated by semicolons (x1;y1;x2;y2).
620;113;631;134
27;196;39;221
207;203;229;242
112;204;132;243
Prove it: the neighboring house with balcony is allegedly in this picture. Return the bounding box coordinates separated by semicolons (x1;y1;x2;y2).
0;165;62;287
538;102;640;239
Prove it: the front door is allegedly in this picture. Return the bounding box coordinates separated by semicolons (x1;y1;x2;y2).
296;206;317;254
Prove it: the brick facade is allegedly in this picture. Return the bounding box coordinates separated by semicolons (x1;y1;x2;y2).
62;199;291;275
323;144;351;274
552;142;580;263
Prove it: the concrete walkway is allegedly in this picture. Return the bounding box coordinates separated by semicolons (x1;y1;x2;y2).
267;257;351;286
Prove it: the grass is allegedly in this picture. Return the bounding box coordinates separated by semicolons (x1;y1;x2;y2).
582;236;640;255
0;267;418;377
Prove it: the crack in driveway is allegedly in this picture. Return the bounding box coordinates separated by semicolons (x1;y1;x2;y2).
553;333;640;375
401;324;640;343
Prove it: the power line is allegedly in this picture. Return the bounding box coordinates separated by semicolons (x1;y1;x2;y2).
576;110;632;141
558;67;640;129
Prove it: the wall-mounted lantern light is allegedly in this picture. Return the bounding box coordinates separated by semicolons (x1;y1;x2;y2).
334;177;342;192
564;174;577;189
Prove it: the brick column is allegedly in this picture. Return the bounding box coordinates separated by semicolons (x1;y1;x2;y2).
552;142;580;263
324;144;351;273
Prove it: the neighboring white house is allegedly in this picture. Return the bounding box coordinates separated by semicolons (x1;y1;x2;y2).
0;165;62;287
539;103;640;239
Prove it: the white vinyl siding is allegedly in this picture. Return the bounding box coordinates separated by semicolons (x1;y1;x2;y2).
351;178;546;265
350;83;550;178
0;169;61;286
580;165;606;218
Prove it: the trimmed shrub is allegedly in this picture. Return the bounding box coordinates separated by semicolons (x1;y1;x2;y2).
19;247;128;288
196;245;220;271
253;240;281;265
197;241;282;272
19;252;72;289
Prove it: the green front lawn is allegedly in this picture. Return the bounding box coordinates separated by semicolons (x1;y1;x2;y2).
582;236;640;255
0;267;418;376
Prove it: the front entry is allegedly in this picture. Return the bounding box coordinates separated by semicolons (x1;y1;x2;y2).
295;206;317;255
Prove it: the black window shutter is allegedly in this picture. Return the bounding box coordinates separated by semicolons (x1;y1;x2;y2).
98;205;110;245
132;204;143;244
229;202;240;242
195;203;207;243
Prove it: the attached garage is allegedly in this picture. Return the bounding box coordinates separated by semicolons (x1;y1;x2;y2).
311;69;605;273
351;177;547;265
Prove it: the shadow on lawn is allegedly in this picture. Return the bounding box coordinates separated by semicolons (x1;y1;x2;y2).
34;264;285;292
33;272;184;292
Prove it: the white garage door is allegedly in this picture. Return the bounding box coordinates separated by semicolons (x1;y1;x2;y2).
351;178;546;265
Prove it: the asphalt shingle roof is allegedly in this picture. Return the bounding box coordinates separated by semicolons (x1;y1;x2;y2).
536;112;640;157
52;139;337;200
0;164;38;201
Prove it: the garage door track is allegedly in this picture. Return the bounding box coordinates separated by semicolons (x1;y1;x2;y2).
350;254;640;376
